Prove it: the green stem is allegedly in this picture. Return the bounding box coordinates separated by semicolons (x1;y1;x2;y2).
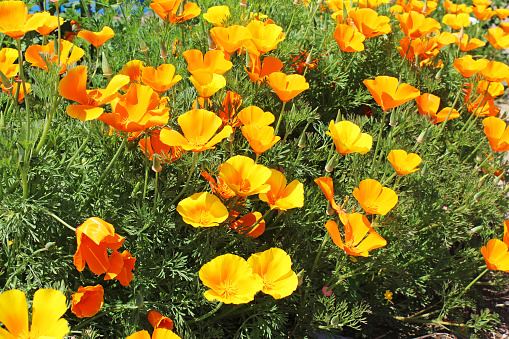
96;134;128;186
45;211;76;232
432;87;462;145
310;233;330;276
370;109;388;176
459;83;490;134
34;97;62;156
274;101;287;136
254;153;259;163
461;141;483;164
142;135;149;207
66;120;95;169
153;171;159;215
187;302;223;323
382;172;397;186
170;152;199;206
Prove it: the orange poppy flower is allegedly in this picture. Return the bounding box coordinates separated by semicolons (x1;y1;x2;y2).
242;125;280;154
358;0;390;8
245;20;285;55
472;5;496;21
148;310;174;330
453;33;485;52
467;96;500;117
396;11;441;39
246;55;284;83
71;285;104;318
35;15;63;36
189;71;226;98
259;169;304;211
348;8;391;38
218;91;242;127
267;72;309;102
444;0;473;14
203;5;230;26
73;217;125;275
1;79;31;102
201;170;236;199
119;60;145;85
483;27;509;50
59;66;130;121
183;49;232;75
159;109;232;152
177;192;229;227
139;129;184;163
99;84;169;132
150;0;201;23
104;250;136;286
325;213;387;257
496;8;509;19
0;1;49;39
210;25;252;55
315;176;344;215
230;212;265;238
25;40;85;74
441;13;471;30
363;76;420;111
387;150;422;175
476;80;505;100
127;329;181;339
453;55;488;78
0;47;19;79
333;23;365;52
415;93;460;124
77;26;114;48
482;239;509;272
391;0;437;15
238;106;275;128
483;116;509;152
141;64;181;93
353;179;398;215
218;155;272;197
481;61;509;83
326;120;373;155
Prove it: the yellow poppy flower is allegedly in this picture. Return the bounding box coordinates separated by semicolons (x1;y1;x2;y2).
176;192;229;227
353;179;398;215
326;120;372;155
0;1;49;39
259;169;304;211
387;150;422;175
218;155;272;197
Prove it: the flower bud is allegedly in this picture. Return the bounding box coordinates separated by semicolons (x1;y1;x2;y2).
227;133;234;142
0;70;12;90
152;156;162;173
208;31;217;50
245;49;252;68
494;171;505;184
335;108;342;123
102;52;113;76
177;1;184;15
470;225;483;234
297;269;305;286
416;128;427;143
136;291;144;308
458;25;464;41
326;203;335;216
475;151;483;163
160;40;168;60
389;111;397;127
330;315;340;326
298;132;307;148
420;161;427;176
422;0;428;14
45;242;56;251
325;154;338;172
138;34;148;53
305;50;313;65
473;191;484;202
435;66;443;81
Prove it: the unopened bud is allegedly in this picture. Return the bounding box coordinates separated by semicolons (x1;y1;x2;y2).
136;291;144;308
0;70;12;90
326;203;335;216
208;31;217;50
245;50;252;68
458;25;464;41
177;1;184;15
325;154;338;172
138;34;148;53
435;66;443;81
494;171;505;184
420;162;427;176
298;132;307;148
335;108;342;123
152;156;162;173
297;269;305;286
416;128;427;143
475;151;483;163
330;315;340;326
389;111;397;127
473;191;484;202
45;242;56;251
160;40;168;60
422;0;428;14
102;52;113;76
305;50;313;65
227;133;234;142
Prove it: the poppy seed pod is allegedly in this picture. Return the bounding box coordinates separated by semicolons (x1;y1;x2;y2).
101;52;112;76
325;154;338;172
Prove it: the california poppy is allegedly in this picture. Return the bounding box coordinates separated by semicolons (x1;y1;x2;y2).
99;84;170;132
218;91;242;127
189;71;226;98
481;239;509;271
245;20;285;55
126;329;181;339
242;125;281;154
0;1;49;39
201;170;236;199
259;169;304;211
472;5;496;21
467;96;500;117
119;59;145;87
246;55;284;83
148;310;174;330
159;109;232;152
183;49;232;75
333;24;365;52
141;64;182;93
476;80;505;100
150;0;200;23
59;66;130;121
199;253;263;304
363;76;420;111
453;55;488;78
203;5;230;26
444;0;473;14
1;79;31;102
230;212;265;238
483;27;509;50
326;120;372;155
482;116;509;152
387;150;422;175
267;72;309;102
325;213;387;257
77;26;114;48
396;11;441;39
348;8;391;38
481;61;509;83
73;217;125;275
415;93;460;124
139;129;184;163
315;176;343;215
177;192;229;227
35;15;63;36
454;33;486;52
247;248;298;299
71;285;104;318
0;289;69;338
0;48;19;79
218;155;272;197
210;25;252;55
441;13;471;30
104;250;136;286
353;179;398;215
25;40;85;74
238;106;275;127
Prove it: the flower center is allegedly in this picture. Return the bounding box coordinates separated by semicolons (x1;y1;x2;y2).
191;209;212;225
219;279;238;299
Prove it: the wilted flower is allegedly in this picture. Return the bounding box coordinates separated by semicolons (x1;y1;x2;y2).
71;285;104;318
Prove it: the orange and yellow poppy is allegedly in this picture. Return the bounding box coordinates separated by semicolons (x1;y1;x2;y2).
71;285;104;318
77;26;115;48
363;76;420;111
177;192;229;227
353;179;398;215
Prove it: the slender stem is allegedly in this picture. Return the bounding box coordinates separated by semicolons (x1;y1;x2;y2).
96;134;128;186
391;175;402;191
463;83;491;134
46;211;76;232
66;120;95;169
153;171;159;215
170;152;199;206
254;153;259;163
370;109;388;176
310;233;330;276
34;97;62;156
187;302;223;323
461;141;483;164
398;39;412;72
274;101;287;136
142;135;149;206
382;172;397;186
433;87;462;144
